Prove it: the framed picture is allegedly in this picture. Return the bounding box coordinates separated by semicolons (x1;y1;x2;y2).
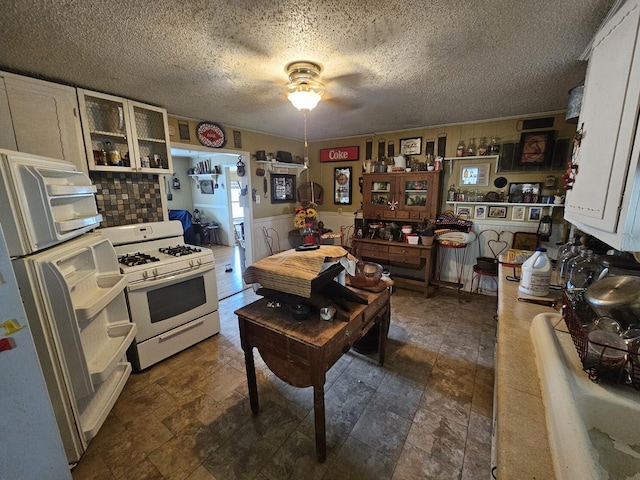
399;137;422;155
460;163;490;186
528;206;542;221
488;206;507;218
199;180;214;194
271;174;296;203
456;205;472;218
474;205;487;219
518;130;556;166
512;205;526;221
508;182;542;203
334;167;352;204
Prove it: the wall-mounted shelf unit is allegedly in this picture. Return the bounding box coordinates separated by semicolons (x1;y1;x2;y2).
256;160;307;173
446;201;564;213
443;155;500;173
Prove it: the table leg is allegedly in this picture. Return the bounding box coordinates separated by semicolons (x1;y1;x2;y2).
313;384;326;462
243;346;259;414
378;301;390;366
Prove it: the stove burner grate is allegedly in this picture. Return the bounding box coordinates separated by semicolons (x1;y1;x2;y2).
158;245;201;257
118;252;160;267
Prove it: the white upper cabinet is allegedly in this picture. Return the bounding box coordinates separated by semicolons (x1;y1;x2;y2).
77;89;172;174
0;72;87;174
564;0;640;251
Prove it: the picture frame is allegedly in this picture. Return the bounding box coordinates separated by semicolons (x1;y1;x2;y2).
460;163;490;187
518;130;556;166
528;206;542;221
456;205;472;219
508;182;542;203
512;205;526;221
474;205;487;220
334;167;352;205
488;206;507;218
271;174;296;203
199;180;214;194
399;137;422;156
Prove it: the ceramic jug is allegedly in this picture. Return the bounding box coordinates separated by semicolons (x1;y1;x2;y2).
554;194;565;205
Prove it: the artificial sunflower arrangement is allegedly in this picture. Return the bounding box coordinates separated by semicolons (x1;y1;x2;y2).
294;202;318;228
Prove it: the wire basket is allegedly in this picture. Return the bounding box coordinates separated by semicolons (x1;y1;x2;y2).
562;290;640;389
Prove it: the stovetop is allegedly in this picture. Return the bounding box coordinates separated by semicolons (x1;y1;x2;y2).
118;245;204;267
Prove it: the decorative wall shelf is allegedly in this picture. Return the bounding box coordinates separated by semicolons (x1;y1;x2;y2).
446;201;564;208
443;155;500;173
256;160;307;173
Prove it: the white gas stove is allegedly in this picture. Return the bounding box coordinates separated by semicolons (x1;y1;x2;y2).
100;221;220;370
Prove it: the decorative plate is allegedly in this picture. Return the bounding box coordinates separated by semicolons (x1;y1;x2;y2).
196;122;227;148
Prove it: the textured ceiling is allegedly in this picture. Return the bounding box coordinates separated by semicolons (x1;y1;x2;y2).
0;0;616;141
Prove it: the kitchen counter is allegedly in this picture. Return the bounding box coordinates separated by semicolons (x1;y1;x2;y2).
495;263;558;479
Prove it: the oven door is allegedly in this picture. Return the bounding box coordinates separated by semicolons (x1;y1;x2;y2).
126;263;218;342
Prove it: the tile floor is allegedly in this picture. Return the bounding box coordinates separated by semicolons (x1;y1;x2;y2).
71;287;497;480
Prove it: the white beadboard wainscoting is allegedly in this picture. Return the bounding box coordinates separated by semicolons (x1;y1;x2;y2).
249;213;563;295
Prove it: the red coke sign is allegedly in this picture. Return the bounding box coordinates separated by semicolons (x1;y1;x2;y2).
319;146;360;162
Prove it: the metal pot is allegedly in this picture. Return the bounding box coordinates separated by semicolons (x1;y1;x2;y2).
584;276;640;329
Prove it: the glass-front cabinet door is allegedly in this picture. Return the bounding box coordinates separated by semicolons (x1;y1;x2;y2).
78;89;172;173
363;175;394;218
128;101;172;173
402;175;431;220
78;90;134;171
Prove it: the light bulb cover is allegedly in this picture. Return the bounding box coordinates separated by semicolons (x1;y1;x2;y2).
288;87;322;111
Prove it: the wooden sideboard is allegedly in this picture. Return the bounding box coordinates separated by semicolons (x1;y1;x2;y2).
351;237;436;297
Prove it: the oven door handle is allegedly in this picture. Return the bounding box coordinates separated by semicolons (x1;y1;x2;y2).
127;263;214;291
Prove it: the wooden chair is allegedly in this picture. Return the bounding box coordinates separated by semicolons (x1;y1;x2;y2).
502;231;539;280
262;227;283;255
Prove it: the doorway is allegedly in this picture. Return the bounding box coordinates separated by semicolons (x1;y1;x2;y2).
168;143;254;299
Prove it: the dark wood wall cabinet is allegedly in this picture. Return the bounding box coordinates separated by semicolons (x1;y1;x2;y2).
362;171;441;221
356;171;442;297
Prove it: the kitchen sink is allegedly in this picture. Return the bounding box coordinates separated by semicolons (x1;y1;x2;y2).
530;313;640;480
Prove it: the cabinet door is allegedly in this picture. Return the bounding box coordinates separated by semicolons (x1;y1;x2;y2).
3;74;86;173
128;101;172;174
363;174;396;218
400;172;441;220
0;78;17;150
77;89;135;172
565;0;640;233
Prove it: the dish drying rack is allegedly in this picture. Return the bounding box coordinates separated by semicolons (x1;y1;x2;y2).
562;290;640;390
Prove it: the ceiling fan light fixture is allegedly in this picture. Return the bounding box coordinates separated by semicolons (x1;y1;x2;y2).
288;87;323;111
285;61;325;111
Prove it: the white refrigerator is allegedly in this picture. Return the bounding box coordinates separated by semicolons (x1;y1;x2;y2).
0;149;136;463
0;225;71;479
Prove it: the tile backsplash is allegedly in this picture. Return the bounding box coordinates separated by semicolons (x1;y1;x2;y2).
90;172;164;227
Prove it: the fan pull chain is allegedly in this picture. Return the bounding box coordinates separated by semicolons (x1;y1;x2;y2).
303;112;315;204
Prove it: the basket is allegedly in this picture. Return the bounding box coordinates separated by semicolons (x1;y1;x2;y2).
563;290;640;389
420;235;435;246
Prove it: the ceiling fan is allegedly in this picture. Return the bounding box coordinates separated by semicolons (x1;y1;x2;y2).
275;60;365;113
285;61;326;111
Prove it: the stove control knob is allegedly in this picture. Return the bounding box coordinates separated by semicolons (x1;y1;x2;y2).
142;271;149;280
152;268;159;277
